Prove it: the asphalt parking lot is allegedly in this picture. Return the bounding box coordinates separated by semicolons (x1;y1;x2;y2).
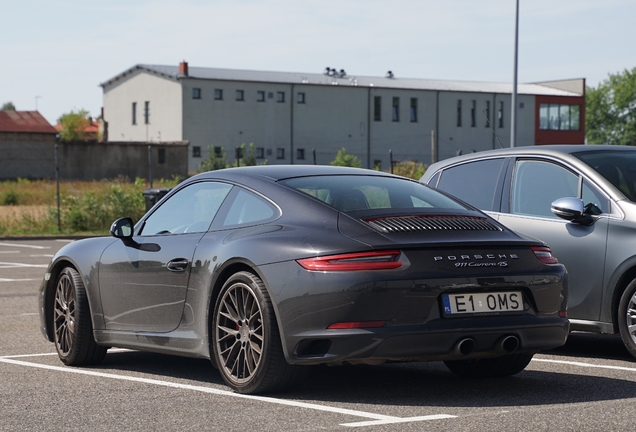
1;239;636;431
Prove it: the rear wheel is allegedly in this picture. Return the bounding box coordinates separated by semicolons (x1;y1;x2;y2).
618;279;636;359
53;267;107;365
444;353;533;378
212;271;303;394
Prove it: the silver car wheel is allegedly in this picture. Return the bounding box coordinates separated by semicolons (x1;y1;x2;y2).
54;272;76;357
216;281;264;384
625;291;636;344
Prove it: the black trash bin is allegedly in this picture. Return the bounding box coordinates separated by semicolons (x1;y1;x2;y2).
142;188;171;212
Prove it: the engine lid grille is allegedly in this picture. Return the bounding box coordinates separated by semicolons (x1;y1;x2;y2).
364;215;502;233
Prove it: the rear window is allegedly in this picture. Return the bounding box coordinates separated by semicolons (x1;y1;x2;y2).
281;175;467;212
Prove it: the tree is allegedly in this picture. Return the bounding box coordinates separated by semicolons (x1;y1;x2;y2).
330;148;362;168
199;146;228;172
239;143;267;166
57;109;91;142
586;67;636;146
1;102;15;111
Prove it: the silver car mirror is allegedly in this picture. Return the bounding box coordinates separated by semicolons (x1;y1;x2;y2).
551;197;596;226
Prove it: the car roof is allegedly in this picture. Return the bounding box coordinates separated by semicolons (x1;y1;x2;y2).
433;144;635;166
190;164;401;183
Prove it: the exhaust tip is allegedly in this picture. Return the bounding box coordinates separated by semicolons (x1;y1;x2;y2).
453;338;476;356
495;335;519;354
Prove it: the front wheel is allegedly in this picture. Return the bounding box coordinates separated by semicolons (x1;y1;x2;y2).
444;353;534;378
53;267;107;365
212;271;303;394
618;279;636;359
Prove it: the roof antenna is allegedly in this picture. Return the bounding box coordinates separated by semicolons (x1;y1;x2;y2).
483;109;504;149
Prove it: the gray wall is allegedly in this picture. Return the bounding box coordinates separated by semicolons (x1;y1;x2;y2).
0;135;188;181
58;141;189;181
0;133;56;179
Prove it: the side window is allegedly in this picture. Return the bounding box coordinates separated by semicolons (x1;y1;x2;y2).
511;160;578;218
582;179;610;214
436;158;505;211
141;182;232;235
222;188;278;227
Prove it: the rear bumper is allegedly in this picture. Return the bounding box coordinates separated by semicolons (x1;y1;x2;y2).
288;316;569;365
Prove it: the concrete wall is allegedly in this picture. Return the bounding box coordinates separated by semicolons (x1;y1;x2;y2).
0;133;56;179
0;135;188;181
57;141;189;181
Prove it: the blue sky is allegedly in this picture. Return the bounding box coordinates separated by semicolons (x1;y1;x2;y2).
2;0;635;125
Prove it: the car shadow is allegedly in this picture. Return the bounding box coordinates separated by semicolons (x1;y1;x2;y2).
95;348;636;409
546;331;633;362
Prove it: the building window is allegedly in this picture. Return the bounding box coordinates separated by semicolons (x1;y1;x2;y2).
297;93;306;104
236;90;244;101
132;102;137;125
374;159;382;170
498;101;504;128
410;98;418;123
392;97;400;122
374;96;381;121
192;88;201;99
296;148;305;160
539;104;581;131
276;148;285;159
158;148;166;164
192;146;201;158
214;146;223;157
277;91;285;103
214;89;223;100
256;147;265;159
456;100;462;127
471;100;476;127
144;101;150;124
257;91;265;102
485;101;490;127
268;92;274;99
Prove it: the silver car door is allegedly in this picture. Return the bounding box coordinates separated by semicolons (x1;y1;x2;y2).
497;159;609;322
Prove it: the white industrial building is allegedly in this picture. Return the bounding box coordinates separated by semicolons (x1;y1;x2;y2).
101;62;585;174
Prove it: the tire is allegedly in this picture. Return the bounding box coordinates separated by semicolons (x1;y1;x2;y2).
53;267;107;366
444;353;534;378
618;279;636;359
212;271;302;394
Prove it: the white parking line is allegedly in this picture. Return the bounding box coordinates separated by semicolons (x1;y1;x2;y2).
0;353;456;427
0;278;39;282
0;262;48;269
0;242;50;250
0;251;19;254
533;357;636;372
29;254;54;258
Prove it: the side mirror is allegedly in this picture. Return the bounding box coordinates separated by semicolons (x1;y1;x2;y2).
110;217;134;239
551;197;596;226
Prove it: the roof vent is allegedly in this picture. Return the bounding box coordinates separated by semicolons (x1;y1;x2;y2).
386;71;394;79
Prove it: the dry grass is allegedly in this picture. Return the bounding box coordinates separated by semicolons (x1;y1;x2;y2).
0;177;182;235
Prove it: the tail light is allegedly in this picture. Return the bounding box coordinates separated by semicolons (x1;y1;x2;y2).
327;321;386;329
297;250;402;271
531;246;558;264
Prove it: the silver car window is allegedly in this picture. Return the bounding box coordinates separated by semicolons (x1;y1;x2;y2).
511;160;578;219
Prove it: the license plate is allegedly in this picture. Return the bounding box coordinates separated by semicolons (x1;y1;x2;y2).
442;291;523;315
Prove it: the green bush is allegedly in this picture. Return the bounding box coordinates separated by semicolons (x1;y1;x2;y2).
330;148;362;168
2;188;18;205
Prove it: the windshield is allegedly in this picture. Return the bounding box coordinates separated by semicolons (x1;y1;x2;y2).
281;175;467;212
574;150;636;201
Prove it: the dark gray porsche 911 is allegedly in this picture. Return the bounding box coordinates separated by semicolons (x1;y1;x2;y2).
39;165;568;394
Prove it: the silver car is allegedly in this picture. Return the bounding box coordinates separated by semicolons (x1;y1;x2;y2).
421;145;636;358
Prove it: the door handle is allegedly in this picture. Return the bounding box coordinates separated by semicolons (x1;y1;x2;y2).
166;258;189;272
